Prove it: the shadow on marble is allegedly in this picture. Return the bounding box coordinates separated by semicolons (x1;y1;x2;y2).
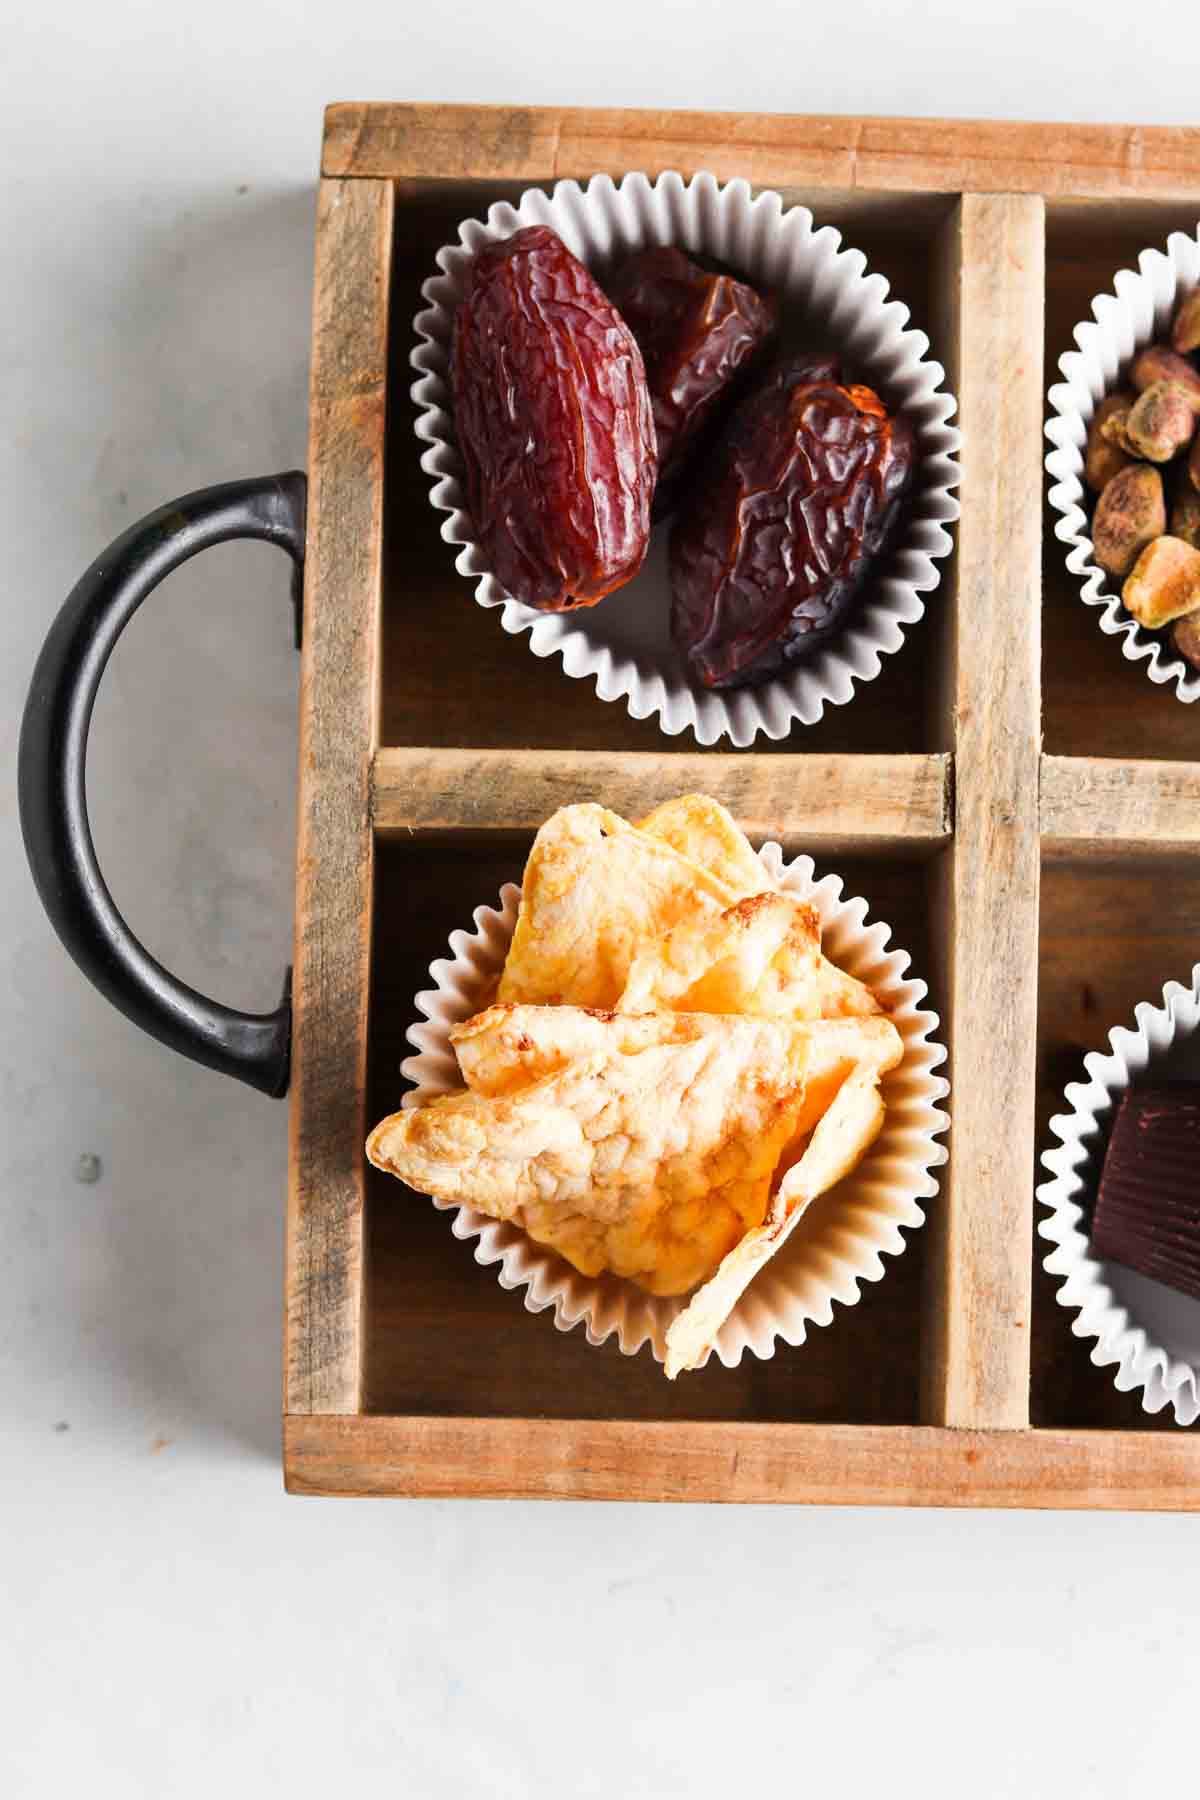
15;183;317;1466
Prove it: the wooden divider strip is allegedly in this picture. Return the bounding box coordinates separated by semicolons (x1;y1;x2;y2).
287;178;393;1416
323;104;1200;202
922;194;1045;1431
285;1415;1200;1508
1041;755;1200;855
371;748;953;848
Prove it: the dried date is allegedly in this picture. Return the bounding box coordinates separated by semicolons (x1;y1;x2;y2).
670;356;916;687
608;247;777;514
451;225;657;611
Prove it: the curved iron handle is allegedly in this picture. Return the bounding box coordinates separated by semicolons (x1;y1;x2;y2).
18;472;306;1097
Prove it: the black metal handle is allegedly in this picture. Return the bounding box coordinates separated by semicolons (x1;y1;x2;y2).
18;472;307;1098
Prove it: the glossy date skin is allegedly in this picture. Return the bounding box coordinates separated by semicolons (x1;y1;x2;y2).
670;356;916;688
608;247;777;515
451;226;657;611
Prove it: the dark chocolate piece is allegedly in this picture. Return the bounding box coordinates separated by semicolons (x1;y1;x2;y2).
1091;1084;1200;1300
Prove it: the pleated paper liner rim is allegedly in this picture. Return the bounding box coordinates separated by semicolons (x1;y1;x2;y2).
1045;225;1200;705
392;842;949;1372
1037;966;1200;1426
411;169;961;748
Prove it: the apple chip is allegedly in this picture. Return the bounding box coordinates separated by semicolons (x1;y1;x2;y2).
778;1014;900;1141
452;1002;685;1096
453;1001;896;1108
497;798;877;1021
619;892;881;1024
369;1007;819;1296
811;955;884;1021
637;793;768;895
497;803;748;1009
664;1050;900;1379
620;892;823;1019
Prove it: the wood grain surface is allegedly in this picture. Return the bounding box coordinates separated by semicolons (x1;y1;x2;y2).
324;104;1200;204
1041;756;1200;854
922;195;1045;1432
286;178;393;1415
285;1414;1200;1506
372;748;952;849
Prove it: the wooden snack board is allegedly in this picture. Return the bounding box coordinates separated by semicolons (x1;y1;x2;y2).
284;105;1200;1505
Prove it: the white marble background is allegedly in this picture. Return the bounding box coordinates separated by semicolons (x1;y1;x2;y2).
3;5;1198;1795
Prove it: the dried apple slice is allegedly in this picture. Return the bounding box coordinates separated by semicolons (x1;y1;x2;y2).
664;1053;898;1378
370;1005;900;1304
497;803;750;1010
620;891;879;1023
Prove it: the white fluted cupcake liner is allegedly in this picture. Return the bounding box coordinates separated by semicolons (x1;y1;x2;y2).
394;844;948;1371
1038;966;1200;1426
411;171;960;748
1046;226;1200;703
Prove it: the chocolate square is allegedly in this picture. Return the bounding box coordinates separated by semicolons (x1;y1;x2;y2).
1091;1084;1200;1301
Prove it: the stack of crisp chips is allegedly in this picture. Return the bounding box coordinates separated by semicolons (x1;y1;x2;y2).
368;795;904;1377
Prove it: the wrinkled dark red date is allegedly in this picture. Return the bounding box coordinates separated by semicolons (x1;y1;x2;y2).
608;247;777;514
670;356;916;688
451;225;657;611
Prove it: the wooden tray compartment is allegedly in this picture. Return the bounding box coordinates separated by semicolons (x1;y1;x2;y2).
1032;852;1200;1434
1043;197;1200;763
285;105;1200;1506
382;182;954;757
364;838;937;1426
